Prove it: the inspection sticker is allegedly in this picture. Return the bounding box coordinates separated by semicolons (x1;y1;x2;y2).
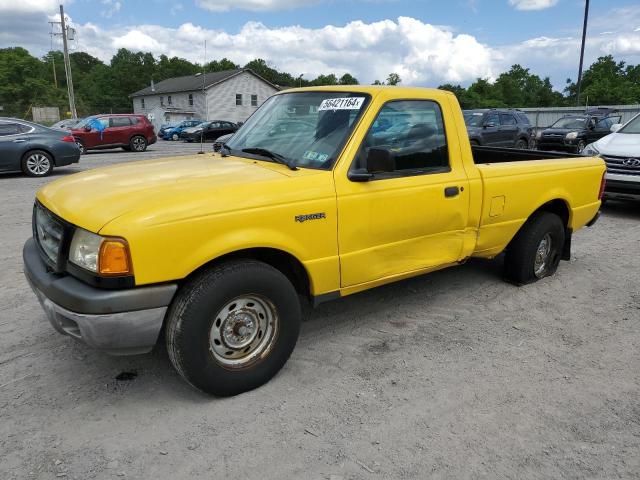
318;97;365;111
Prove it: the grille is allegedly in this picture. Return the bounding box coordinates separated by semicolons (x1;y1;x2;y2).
603;155;640;176
33;203;65;268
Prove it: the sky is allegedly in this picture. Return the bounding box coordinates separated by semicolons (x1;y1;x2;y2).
1;0;639;89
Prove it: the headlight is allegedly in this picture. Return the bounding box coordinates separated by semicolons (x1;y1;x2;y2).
69;228;132;275
582;143;600;156
566;131;578;139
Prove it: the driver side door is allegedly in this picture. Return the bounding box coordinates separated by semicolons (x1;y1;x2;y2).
335;100;470;287
481;112;501;146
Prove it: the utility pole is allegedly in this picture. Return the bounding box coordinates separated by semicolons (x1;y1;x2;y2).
58;4;77;118
576;0;590;106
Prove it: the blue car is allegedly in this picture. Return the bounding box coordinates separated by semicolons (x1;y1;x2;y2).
161;120;203;141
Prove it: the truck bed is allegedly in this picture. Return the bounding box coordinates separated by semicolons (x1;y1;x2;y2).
471;146;582;164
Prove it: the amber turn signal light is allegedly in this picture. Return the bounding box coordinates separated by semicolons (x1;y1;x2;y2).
98;239;132;275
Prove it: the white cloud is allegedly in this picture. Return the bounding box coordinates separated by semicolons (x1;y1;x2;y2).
508;0;558;11
69;17;498;86
101;0;122;19
195;0;318;12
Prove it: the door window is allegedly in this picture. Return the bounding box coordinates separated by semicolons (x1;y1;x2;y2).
355;100;449;176
0;123;22;136
484;113;499;126
595;117;613;131
500;113;516;125
110;117;131;127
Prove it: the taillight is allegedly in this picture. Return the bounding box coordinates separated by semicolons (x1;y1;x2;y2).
61;135;75;143
598;172;606;200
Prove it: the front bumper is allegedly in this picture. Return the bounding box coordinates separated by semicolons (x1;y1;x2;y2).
604;173;640;201
23;238;177;355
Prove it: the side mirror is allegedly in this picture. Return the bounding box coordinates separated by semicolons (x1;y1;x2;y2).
84;126;92;132
348;148;396;182
366;148;395;174
610;123;622;133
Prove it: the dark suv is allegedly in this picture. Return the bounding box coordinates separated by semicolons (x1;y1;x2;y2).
71;114;157;154
463;109;533;148
537;108;622;154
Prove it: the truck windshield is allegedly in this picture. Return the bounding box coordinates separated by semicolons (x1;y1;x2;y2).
619;115;640;134
226;91;370;170
550;117;587;129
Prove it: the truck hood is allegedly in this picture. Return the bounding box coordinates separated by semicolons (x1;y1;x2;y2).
37;154;299;233
592;132;640;156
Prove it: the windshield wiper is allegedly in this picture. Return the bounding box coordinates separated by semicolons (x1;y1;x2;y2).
241;147;298;171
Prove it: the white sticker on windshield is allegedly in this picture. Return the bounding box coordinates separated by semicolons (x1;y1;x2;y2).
319;97;365;111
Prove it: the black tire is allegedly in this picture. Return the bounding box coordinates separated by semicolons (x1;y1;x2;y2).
504;212;565;285
575;140;586;154
130;135;147;152
171;133;179;141
515;138;528;149
166;260;301;396
75;140;86;155
21;150;54;177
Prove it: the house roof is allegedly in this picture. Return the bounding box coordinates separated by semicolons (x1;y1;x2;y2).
130;68;277;97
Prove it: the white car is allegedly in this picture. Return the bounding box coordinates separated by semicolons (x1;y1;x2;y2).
583;113;640;201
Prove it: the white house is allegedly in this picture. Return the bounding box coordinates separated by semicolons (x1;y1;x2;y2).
130;68;279;130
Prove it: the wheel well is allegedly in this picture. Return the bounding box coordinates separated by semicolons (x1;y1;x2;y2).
22;148;56;166
189;248;311;298
534;199;570;228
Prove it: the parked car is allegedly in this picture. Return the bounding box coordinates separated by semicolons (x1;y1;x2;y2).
0;117;80;177
180;120;238;143
463;109;532;148
537;109;622;154
212;133;234;152
71;114;157;154
157;123;176;139
161;120;203;141
51;118;84;130
583;113;640;201
24;86;605;396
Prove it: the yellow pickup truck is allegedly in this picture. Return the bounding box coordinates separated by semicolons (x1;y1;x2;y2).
24;86;605;395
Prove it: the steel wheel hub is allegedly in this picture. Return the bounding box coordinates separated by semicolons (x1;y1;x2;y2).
209;295;278;368
534;233;552;278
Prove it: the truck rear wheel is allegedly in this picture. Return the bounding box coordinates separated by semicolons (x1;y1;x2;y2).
504;212;565;285
165;260;301;396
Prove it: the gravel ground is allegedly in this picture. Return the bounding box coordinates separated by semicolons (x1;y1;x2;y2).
1;141;639;479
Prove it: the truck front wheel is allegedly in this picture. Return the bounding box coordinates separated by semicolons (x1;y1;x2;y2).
504;212;565;285
165;260;301;396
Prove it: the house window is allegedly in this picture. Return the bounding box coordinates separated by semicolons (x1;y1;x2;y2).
141;98;145;109
168;95;172;106
189;94;193;106
160;96;164;106
236;94;243;106
251;94;258;107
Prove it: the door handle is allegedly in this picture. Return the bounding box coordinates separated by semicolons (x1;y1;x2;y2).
444;186;460;198
12;139;27;143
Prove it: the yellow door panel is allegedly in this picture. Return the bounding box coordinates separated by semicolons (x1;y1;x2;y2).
337;172;469;286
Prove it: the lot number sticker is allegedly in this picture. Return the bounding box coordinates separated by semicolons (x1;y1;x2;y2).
319;97;365;111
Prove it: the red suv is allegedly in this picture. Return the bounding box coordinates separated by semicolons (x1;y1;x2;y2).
71;114;157;154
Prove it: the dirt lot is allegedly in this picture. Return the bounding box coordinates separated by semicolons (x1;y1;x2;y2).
1;141;639;479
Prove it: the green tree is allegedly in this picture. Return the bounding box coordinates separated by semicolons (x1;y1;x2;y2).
386;73;401;85
338;73;359;85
